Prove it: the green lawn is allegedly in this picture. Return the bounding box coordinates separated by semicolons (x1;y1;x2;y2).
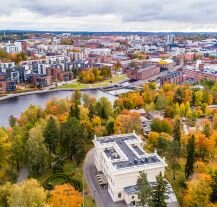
49;177;66;186
165;158;186;206
36;160;96;207
58;74;128;89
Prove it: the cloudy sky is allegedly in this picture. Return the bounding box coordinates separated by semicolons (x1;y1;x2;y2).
1;0;217;32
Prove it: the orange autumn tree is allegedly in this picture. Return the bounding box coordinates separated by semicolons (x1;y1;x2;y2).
48;184;83;207
114;110;142;134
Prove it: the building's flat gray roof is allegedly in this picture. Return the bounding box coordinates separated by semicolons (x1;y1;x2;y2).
97;134;161;169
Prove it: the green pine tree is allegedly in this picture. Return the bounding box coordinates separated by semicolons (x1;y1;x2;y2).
151;172;168;207
173;117;182;146
137;172;152;207
210;170;217;202
88;104;95;119
185;135;195;179
71;89;81;105
63;117;86;165
69;105;80;120
43;116;59;154
168;140;180;180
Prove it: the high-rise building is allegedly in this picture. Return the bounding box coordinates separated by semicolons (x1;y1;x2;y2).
166;34;175;45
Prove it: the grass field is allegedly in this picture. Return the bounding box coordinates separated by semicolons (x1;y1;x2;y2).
58;74;128;89
36;160;96;207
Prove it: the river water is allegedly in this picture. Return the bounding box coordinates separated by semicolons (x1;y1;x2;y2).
0;90;117;127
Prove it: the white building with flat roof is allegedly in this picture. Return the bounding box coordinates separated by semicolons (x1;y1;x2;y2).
93;132;177;206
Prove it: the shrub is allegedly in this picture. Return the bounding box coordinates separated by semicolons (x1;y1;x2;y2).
43;173;82;192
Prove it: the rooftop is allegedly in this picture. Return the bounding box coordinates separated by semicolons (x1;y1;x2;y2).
95;133;164;170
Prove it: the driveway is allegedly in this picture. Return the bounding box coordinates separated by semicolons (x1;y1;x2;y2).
83;149;127;207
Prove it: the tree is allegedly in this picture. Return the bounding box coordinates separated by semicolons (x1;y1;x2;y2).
10;127;25;172
45;98;70;121
194;90;203;106
173;87;184;104
48;184;82;207
97;97;113;120
212;114;217;130
151;172;168;207
155;94;168;110
183;174;212;207
43;116;59;154
183;89;193;103
17;105;44;127
0;182;12;207
9;115;16;127
137;172;152;207
156;136;171;157
195;133;215;161
173;117;182;146
147;132;160;149
71;90;81;106
151;118;173;135
61;117;87;165
0;128;11;183
168;140;180;180
114;110;142;134
203;123;211;137
8;179;46;207
211;170;217;202
106;119;114;135
185;135;195;179
114;61;122;71
25;125;49;175
82;94;96;108
88;104;96;119
69;105;80;120
179;103;186;117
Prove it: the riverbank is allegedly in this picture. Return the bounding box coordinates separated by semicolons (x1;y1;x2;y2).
0;76;129;102
57;74;128;89
0;86;112;101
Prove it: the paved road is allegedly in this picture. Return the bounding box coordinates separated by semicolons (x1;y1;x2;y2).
16;168;29;183
83;149;127;207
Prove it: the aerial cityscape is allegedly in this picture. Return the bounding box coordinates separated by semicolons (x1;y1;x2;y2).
2;1;217;207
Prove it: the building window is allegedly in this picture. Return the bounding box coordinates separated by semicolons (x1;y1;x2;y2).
118;192;121;198
132;196;134;199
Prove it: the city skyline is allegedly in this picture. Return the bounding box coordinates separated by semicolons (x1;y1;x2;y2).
1;0;217;32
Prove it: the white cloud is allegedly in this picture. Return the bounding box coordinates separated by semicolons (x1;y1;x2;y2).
0;0;217;31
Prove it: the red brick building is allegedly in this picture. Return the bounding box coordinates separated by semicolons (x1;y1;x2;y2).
0;80;16;93
182;68;217;81
88;54;112;65
126;64;160;81
46;68;73;82
160;71;184;85
32;75;52;88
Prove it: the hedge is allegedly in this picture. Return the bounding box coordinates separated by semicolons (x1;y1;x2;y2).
43;173;81;191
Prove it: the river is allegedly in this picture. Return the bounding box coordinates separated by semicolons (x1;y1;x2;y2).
0;89;117;127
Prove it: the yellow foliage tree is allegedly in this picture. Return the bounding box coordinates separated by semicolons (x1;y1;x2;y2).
0;128;11;183
148;132;160;148
183;174;211;207
114;110;142;134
